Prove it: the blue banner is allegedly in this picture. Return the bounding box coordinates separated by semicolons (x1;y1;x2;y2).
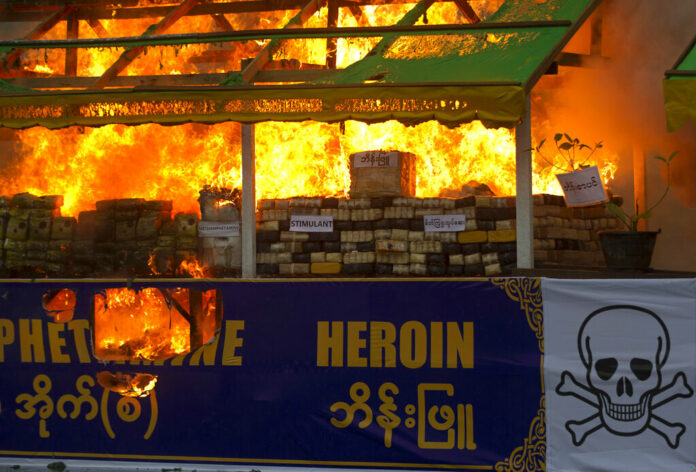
0;279;544;470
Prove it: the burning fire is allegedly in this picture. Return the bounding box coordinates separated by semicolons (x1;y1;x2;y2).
4;2;620;217
94;287;218;361
96;371;158;397
42;288;76;323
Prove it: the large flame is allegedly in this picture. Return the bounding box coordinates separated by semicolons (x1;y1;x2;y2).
94;287;218;361
4;2;620;217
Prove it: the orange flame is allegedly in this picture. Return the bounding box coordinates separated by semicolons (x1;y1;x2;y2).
3;2;620;217
177;255;211;279
94;287;217;361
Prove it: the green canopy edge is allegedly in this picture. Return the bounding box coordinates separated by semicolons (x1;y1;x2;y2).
0;0;599;130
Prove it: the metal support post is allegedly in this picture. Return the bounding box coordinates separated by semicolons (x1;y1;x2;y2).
515;94;534;269
241;123;256;278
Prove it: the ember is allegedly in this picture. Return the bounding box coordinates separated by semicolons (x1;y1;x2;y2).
96;371;158;398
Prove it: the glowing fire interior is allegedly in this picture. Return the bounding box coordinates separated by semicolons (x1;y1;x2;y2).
2;1;619;217
94;287;219;361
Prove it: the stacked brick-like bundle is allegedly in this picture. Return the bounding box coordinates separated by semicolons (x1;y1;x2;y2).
255;194;623;277
256;195;525;277
533;194;620;266
0;191;619;278
89;198;179;276
0;193;194;277
2;193;69;275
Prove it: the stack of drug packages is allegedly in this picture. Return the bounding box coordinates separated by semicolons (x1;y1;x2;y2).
255;194;622;277
532;194;621;266
1;193;74;276
75;199;200;277
256;150;516;277
73;198;180;276
196;186;242;276
254;150;622;277
256;194;519;277
0;192;199;277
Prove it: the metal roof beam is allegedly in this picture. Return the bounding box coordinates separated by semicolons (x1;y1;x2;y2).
0;21;574;50
90;0;201;89
86;18;109;37
240;0;325;83
0;5;73;72
0;0;419;21
451;0;480;23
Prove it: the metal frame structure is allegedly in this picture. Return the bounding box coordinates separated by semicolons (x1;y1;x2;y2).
0;0;606;277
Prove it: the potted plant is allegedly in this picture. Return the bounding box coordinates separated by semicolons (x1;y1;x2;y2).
600;151;677;270
535;134;677;270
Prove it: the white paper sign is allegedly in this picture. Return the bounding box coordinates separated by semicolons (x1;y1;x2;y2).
555;166;608;206
423;214;466;232
290;215;334;232
198;221;240;237
352;151;399;168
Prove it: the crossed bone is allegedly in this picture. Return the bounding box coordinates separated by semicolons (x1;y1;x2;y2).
556;371;693;448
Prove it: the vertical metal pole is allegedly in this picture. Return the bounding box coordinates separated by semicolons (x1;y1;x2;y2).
515;94;534;269
242;123;256;278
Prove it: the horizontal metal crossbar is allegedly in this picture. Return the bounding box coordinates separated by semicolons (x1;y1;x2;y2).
0;20;572;50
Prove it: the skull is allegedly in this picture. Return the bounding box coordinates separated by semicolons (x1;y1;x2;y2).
578;305;669;435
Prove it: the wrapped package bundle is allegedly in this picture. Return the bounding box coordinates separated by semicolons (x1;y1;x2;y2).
349;151;416;198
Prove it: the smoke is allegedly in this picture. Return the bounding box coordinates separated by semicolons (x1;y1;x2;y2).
535;0;696;207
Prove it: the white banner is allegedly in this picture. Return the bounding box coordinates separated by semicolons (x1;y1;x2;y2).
555;166;608;206
543;278;696;472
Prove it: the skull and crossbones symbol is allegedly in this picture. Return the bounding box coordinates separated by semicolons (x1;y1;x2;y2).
556;305;693;449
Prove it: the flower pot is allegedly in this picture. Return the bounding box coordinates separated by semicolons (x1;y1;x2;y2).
598;230;659;270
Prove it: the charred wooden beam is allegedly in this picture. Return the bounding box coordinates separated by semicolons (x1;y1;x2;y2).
451;0;480;23
0;21;573;51
556;52;609;68
86;18;109;38
3;68;335;88
344;2;366;23
157;287;194;325
91;0;201;89
189;289;204;351
364;0;436;59
0;5;74;72
590;3;602;56
214;290;223;332
0;0;420;22
65;8;79;76
241;0;324;83
326;0;338;69
211;12;234;31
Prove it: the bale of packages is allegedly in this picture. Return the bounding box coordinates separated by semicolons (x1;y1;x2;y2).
256;194;621;278
349;151;416;198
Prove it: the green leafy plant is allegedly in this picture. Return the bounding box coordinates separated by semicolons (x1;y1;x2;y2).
535;133;603;172
605;151;678;231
